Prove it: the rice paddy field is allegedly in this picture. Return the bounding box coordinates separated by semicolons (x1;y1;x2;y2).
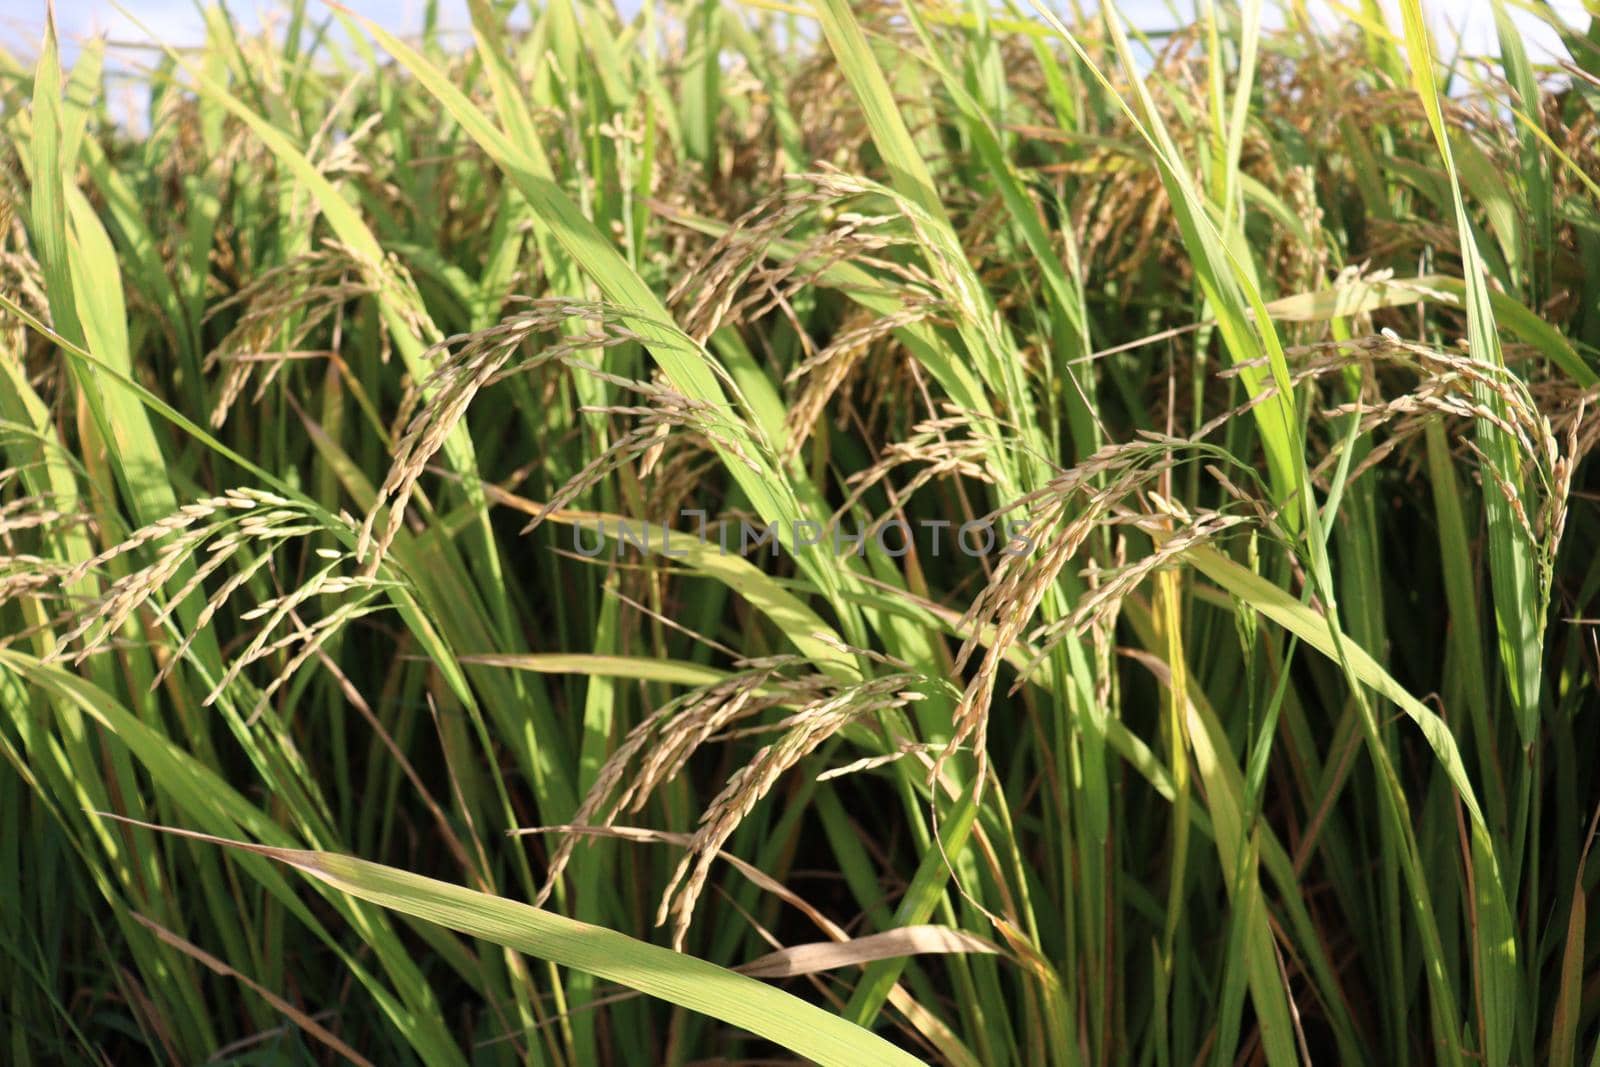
2;0;1600;1063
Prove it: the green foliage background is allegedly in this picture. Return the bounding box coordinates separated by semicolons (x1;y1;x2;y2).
2;1;1599;1063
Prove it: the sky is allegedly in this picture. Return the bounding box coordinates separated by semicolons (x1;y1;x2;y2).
2;1;1592;87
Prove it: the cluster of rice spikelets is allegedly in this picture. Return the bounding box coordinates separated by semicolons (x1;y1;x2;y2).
203;243;379;426
535;653;934;948
3;485;394;720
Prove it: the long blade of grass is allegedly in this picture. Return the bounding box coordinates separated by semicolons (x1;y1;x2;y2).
104;817;923;1067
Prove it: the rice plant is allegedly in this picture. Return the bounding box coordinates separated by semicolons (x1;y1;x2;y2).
2;0;1598;1063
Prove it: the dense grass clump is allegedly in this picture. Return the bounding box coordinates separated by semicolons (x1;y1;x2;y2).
3;1;1600;1063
